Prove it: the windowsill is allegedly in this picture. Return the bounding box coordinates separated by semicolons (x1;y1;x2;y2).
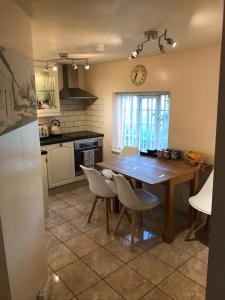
111;149;121;154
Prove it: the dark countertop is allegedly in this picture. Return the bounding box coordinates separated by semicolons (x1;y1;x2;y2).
40;131;104;146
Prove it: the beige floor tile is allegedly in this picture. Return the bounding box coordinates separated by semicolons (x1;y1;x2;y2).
48;199;69;213
104;237;143;263
61;193;87;206
195;247;209;263
78;189;96;202
56;207;83;221
55;190;75;199
46;230;61;249
45;212;66;229
142;287;172;300
128;252;173;285
125;228;161;251
178;257;208;287
86;225;117;246
73;184;90;195
75;200;94;215
148;242;191;268
50;223;81;242
105;265;153;300
82;248;123;278
92;210;108;225
77;280;123;300
48;195;59;203
65;233;100;257
57;260;100;295
47;273;74;300
172;230;205;255
158;271;206;300
47;243;78;271
70;215;100;232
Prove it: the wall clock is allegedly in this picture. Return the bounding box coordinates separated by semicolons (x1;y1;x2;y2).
131;64;147;86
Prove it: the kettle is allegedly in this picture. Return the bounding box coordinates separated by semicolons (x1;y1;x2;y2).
50;119;61;136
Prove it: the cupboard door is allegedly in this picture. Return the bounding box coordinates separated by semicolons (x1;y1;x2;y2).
46;142;75;188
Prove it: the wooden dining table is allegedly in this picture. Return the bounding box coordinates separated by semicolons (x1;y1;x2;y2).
96;153;208;243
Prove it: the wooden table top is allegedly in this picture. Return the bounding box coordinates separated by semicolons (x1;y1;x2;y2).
96;154;201;185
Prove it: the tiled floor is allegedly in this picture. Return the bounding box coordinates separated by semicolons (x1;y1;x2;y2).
46;183;209;300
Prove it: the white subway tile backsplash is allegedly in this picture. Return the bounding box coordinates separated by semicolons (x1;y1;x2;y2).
38;98;104;134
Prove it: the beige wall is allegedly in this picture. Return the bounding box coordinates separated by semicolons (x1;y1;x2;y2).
84;46;221;163
0;1;47;299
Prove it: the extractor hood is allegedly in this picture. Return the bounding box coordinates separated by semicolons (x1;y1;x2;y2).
59;64;97;100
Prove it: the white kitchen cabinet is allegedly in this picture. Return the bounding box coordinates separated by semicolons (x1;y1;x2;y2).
41;152;49;217
46;142;75;188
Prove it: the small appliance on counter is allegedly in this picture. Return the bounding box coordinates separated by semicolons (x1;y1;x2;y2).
50;119;61;136
38;125;49;139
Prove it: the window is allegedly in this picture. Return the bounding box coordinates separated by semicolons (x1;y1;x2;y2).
113;93;170;152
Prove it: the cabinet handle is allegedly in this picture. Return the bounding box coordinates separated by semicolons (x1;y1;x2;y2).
60;143;62;147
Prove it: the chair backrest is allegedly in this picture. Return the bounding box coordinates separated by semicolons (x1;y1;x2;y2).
119;146;139;158
113;173;143;210
190;170;214;215
80;165;116;198
198;170;214;197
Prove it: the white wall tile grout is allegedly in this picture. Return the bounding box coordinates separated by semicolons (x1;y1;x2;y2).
38;98;104;134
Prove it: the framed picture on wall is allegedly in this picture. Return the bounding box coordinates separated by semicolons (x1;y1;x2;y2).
0;47;37;136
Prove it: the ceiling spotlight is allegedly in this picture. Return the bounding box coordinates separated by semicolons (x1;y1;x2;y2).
128;29;176;59
44;63;49;71
166;37;177;48
72;62;78;70
129;43;143;60
85;60;90;70
52;63;58;72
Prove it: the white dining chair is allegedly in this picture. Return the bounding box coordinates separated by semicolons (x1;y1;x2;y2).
80;165;117;233
185;170;213;241
113;173;161;250
102;146;139;179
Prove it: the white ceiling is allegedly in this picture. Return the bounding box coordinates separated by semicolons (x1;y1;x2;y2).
14;0;223;63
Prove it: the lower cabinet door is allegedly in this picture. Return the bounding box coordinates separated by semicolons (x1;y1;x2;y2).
46;142;75;188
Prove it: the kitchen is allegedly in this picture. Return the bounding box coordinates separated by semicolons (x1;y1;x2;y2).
0;1;224;300
38;64;104;192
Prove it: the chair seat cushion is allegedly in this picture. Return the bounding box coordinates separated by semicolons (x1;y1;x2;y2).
134;189;160;210
102;168;113;179
105;179;117;195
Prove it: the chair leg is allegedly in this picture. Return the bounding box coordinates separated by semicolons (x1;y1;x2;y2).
87;196;98;223
204;214;211;231
125;209;132;223
185;210;201;241
114;206;126;235
130;212;136;251
105;199;110;234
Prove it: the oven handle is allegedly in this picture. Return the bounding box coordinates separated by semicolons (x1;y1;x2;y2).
81;149;100;153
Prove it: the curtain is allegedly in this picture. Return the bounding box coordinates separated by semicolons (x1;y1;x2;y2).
112;93;170;151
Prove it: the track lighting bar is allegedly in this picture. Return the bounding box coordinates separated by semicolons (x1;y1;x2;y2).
34;54;91;71
129;29;176;60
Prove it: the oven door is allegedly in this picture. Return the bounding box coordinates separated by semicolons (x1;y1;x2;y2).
74;145;103;176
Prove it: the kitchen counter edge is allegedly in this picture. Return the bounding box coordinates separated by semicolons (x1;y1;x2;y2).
40;132;104;146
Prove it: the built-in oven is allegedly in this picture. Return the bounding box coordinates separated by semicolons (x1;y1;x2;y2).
74;137;103;176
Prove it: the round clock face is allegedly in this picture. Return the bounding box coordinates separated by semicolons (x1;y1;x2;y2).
131;65;147;86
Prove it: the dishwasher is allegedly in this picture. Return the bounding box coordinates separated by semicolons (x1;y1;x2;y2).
74;138;103;176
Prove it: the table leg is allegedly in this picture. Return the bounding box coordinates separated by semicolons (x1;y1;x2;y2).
135;180;143;225
164;181;175;243
189;170;200;226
